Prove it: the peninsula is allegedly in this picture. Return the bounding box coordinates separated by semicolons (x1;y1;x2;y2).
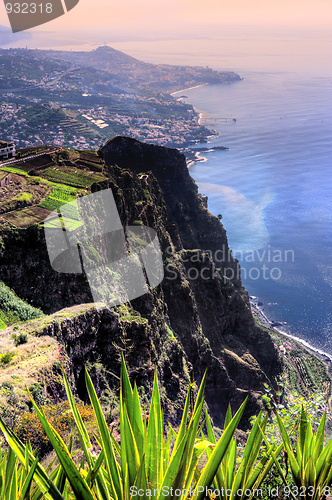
0;46;239;154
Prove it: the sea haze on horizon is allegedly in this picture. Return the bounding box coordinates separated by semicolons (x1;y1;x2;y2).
2;26;332;76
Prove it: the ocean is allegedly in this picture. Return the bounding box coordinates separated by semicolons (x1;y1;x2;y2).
110;31;332;353
174;71;332;353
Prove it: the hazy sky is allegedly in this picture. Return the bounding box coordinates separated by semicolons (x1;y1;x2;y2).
1;0;332;34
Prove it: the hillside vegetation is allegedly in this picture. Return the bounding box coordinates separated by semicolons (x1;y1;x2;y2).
0;359;332;500
0;282;44;329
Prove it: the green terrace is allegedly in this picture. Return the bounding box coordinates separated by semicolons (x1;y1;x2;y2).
0;166;29;176
0;149;108;228
39;168;105;188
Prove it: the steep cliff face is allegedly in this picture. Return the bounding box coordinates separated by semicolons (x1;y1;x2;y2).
0;137;281;428
100;137;240;270
34;304;191;424
98;137;281;424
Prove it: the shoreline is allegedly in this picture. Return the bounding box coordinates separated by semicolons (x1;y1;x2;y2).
250;299;332;363
170;83;209;95
186;153;207;168
183;144;228;168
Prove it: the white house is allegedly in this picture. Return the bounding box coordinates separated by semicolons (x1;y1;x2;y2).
0;140;15;161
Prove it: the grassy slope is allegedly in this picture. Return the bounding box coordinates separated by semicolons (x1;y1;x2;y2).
0;304;94;427
0;282;44;329
0;330;58;416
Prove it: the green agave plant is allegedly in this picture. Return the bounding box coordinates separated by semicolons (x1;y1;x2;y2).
0;357;247;500
0;445;39;500
202;406;283;499
273;407;332;500
0;431;74;500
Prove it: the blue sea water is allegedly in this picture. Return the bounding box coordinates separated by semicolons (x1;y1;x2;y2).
177;71;332;353
112;30;332;352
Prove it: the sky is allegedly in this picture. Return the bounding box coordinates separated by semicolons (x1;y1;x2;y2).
1;0;332;36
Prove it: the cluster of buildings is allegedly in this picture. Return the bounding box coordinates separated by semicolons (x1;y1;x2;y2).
0;101;33;148
0;96;206;152
79;106;202;148
126;116;201;146
82;114;109;129
0;140;15;161
67;136;101;149
0;74;206;152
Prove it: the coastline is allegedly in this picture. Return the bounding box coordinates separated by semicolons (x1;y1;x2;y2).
177;83;331;367
170;83;209;95
250;299;332;363
171;83;222;156
184;150;208;168
169;72;332;400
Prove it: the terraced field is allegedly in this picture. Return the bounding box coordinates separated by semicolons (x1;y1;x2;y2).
269;327;331;400
0;148;108;228
2;206;52;228
38;184;78;212
39;167;105;188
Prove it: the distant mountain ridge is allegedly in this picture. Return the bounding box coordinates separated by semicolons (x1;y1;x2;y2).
38;45;140;68
0;25;32;46
33;45;242;93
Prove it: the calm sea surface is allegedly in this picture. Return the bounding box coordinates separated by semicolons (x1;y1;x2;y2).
176;72;332;352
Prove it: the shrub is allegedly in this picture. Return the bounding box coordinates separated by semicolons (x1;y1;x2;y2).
0;361;332;500
0;310;20;329
0;359;246;500
14;400;95;457
17;192;32;202
0;282;44;324
11;332;28;347
0;352;15;365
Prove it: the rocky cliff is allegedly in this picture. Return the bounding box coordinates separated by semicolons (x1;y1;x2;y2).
0;136;281;428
